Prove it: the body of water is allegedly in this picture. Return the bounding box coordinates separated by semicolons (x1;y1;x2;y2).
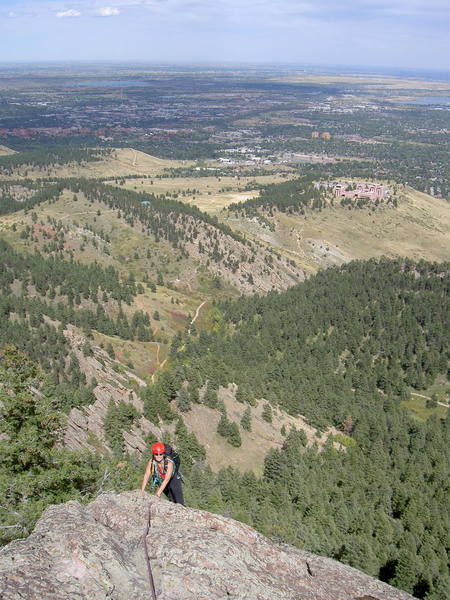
70;80;148;88
398;95;450;106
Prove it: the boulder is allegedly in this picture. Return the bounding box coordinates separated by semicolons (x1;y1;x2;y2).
0;492;414;600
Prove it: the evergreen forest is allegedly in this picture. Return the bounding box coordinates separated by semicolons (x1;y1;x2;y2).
1;255;449;599
1;65;450;600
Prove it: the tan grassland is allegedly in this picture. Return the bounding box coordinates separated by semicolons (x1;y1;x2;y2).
113;172;291;214
0;148;184;180
229;187;450;273
87;148;180;177
0;145;16;156
276;74;450;91
181;385;340;474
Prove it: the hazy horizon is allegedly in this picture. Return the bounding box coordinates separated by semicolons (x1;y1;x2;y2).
1;1;449;71
0;61;449;83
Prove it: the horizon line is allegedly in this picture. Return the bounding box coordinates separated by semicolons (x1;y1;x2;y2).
0;60;449;76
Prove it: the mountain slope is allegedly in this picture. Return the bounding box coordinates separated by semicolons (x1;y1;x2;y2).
1;179;305;295
226;185;450;273
1;255;448;598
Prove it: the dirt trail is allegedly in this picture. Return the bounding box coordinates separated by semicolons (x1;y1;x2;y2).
151;336;161;383
411;391;449;408
151;301;206;380
191;300;206;326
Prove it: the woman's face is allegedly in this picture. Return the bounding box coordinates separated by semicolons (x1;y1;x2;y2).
153;452;164;463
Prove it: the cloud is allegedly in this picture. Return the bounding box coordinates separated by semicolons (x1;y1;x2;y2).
56;9;81;18
96;7;120;16
5;1;449;26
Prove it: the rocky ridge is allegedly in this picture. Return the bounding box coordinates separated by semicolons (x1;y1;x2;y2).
0;491;414;600
61;328;341;472
62;327;161;455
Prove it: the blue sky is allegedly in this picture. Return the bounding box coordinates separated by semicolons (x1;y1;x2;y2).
0;0;449;70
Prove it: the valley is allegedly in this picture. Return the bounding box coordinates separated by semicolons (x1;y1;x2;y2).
0;64;449;600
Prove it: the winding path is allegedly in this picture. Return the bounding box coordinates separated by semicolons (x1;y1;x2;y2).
191;300;206;326
188;300;206;334
150;300;207;381
150;342;161;384
410;391;449;409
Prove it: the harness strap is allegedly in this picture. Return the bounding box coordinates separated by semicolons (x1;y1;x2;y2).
150;457;174;486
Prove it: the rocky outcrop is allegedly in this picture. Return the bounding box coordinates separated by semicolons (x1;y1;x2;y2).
0;492;414;600
65;399;162;455
63;327;156;454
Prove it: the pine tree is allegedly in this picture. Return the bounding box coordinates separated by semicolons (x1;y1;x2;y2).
227;422;242;447
177;388;191;412
217;413;229;438
241;406;252;431
203;383;218;409
262;402;272;423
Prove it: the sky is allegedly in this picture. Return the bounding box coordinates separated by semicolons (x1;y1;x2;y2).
0;0;449;70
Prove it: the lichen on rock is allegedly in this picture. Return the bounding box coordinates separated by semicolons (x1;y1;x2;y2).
0;491;415;600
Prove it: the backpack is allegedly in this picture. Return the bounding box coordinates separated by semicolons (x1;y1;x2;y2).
164;444;180;474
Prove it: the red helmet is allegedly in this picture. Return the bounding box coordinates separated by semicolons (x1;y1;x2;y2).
151;442;165;455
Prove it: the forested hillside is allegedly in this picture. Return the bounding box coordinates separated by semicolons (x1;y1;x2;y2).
1;178;304;294
1;256;449;598
167;258;449;599
228;176;398;216
1;64;449;600
0;238;151;409
184;410;449;599
174;258;449;427
229;177;324;215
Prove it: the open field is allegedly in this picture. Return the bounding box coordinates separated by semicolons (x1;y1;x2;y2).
412;376;450;406
96;148;184;177
276;73;450;91
110;171;292;214
92;332;160;382
228;186;450;273
0;145;15;156
401;395;448;422
0;148;185;180
181;385;340;474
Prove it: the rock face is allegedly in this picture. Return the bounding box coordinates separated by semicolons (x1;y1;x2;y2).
62;327;162;456
0;492;414;600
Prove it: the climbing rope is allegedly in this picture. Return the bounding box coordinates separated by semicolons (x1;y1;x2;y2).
143;503;158;600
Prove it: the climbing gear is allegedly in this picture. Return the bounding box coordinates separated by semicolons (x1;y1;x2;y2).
143;503;157;600
150;456;175;487
164;444;181;474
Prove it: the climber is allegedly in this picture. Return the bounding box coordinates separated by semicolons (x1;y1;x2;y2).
140;441;184;505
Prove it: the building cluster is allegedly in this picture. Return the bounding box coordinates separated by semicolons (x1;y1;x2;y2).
333;182;386;200
311;131;331;139
0;90;283;141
